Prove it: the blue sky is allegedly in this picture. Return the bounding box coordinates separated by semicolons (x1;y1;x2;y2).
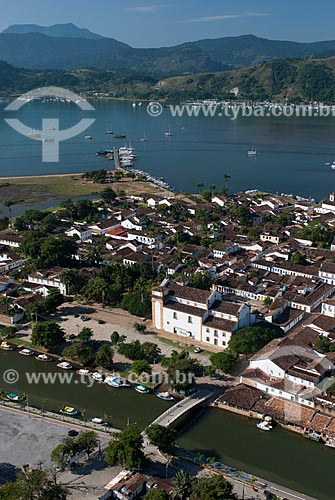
1;0;334;47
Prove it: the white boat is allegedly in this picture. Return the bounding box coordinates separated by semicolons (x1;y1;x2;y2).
19;348;34;356
92;372;104;381
331;162;335;170
36;354;52;362
76;369;92;377
164;124;173;137
257;420;272;431
104;376;122;388
1;341;13;351
57;361;73;370
155;391;174;401
90;417;104;424
85;135;93;140
248;148;257;156
325;439;335;448
135;384;149;394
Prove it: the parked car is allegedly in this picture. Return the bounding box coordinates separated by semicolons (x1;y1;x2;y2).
194;347;203;353
68;334;76;340
80;315;89;321
67;429;79;437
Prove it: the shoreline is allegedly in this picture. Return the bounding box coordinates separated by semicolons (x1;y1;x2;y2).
0;172;84;181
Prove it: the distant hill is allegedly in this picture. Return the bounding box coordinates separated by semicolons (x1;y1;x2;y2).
0;56;334;103
156;57;335;103
2;23;104;39
0;33;223;76
183;34;335;67
0;26;335;78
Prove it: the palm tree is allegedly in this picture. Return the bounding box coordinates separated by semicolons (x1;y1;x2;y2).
209;184;216;196
195;182;204;194
3;199;17;218
224;173;231;193
172;470;193;500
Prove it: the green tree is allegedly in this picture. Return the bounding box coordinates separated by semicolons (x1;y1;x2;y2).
131;359;152;375
110;331;120;344
0;469;68;500
210;350;238;374
172;470;193;500
146;424;176;454
188;270;213;290
101;187;117;205
31;322;65;349
50;443;71;470
105;425;144;470
62;341;95;365
290;252;307;265
120;290;151;316
118;340;143;360
78;327;94;343
229;323;284;355
144;489;170;500
134;322;147;334
141;342;161;361
76;431;98;459
161;350;202;390
95;343;114;369
263;296;273;307
190;475;236;500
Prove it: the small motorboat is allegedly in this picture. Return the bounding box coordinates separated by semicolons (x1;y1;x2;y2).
89;417;104;424
135;384;149;394
36;354;52;362
115;135;126;139
92;372;104;382
57;361;73;370
85;135;93;140
120;379;131;387
6;393;21;402
257;420;272;431
76;369;92;377
155;391;174;401
60;406;78;416
1;341;13;351
248;148;257;156
19;348;34;356
325;439;335;448
104;376;122;388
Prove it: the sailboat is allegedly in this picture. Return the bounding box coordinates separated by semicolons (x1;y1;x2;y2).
140;132;147;142
248;147;257;156
165;124;173;137
106;124;113;134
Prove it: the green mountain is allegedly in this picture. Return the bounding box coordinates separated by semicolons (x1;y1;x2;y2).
183;34;335;67
0;57;334;103
155;57;335;102
0;26;335;78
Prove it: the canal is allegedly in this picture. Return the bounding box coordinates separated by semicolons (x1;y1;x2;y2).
1;351;333;499
0;350;173;429
177;408;334;500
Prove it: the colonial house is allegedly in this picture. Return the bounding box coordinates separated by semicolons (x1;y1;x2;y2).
152;280;254;349
0;230;21;248
27;268;67;295
65;225;92;242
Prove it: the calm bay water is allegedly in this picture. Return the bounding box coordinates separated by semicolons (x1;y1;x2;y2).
0;99;335;199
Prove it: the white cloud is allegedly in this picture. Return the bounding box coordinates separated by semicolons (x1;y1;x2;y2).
125;4;166;13
182;12;270;23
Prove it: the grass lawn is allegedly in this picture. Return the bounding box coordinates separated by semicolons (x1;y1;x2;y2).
0;175;171;208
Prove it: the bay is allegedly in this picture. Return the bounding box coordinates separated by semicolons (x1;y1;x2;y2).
0;99;334;200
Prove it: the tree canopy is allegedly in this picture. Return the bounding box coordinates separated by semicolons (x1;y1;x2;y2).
229;323;284;355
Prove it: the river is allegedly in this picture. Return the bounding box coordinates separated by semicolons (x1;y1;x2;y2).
0;350;333;499
1;99;335;200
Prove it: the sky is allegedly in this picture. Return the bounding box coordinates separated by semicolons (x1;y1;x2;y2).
0;0;334;47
